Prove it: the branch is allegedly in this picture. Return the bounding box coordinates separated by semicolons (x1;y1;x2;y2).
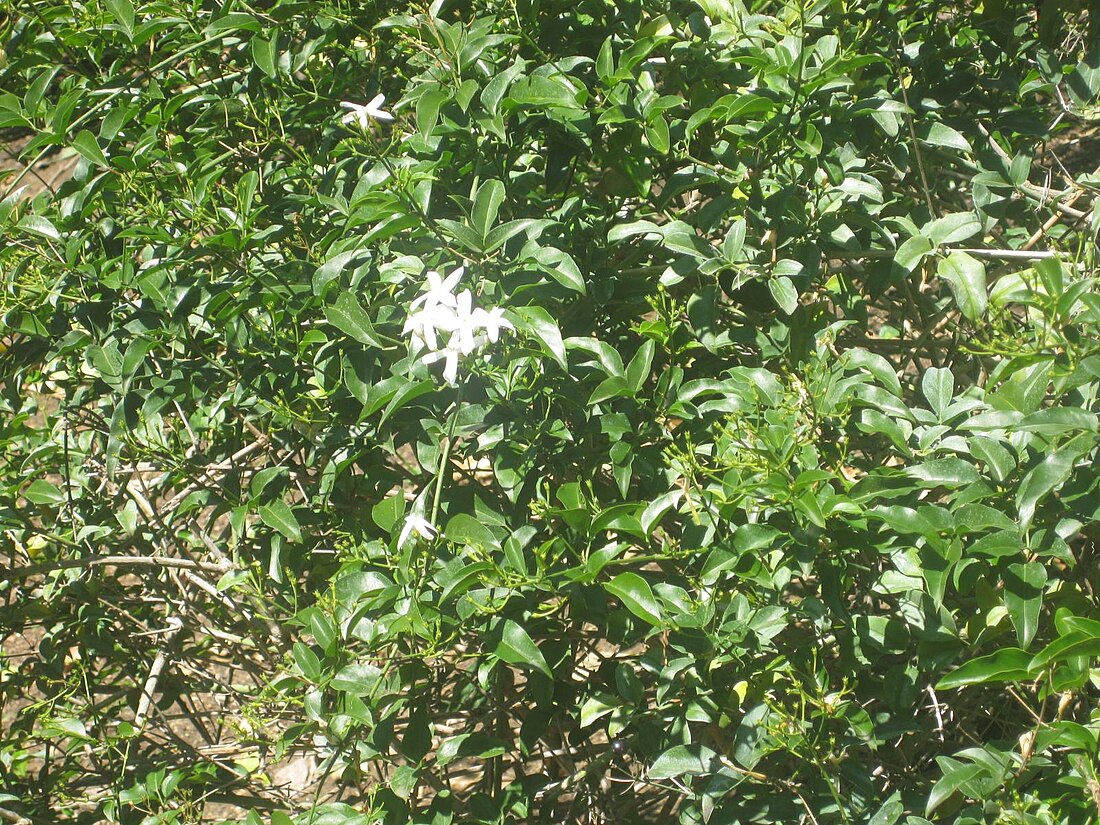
0;554;233;582
828;247;1063;262
135;616;184;729
0;806;34;825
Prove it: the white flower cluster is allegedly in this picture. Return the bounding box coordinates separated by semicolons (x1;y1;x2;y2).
402;266;513;384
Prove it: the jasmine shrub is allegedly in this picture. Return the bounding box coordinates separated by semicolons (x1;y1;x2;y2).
2;1;1100;823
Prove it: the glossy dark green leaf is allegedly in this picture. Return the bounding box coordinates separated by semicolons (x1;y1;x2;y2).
921;121;972;153
1031;631;1100;671
24;479;66;505
326;293;388;348
105;0;135;34
926;212;982;245
252;34;278;78
625;339;655;393
331;663;383;696
1004;562;1046;648
936;648;1033;689
1017;449;1076;532
649;744;718;779
445;513;500;551
895;234;934;272
17;215;60;241
512;306;566;368
937;251;987;322
905;458;980;487
371;495;405;533
495;619;551;676
768;275;799;315
72;128;108;167
922;367;954;419
292;641;321;681
605;572;663;627
472;179;505;237
258;500;302;543
926;762;984;815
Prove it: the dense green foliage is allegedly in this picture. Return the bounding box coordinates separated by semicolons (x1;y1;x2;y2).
2;0;1100;822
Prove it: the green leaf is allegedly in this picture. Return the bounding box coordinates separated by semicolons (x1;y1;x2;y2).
926;762;984;815
588;375;631;405
937;252;987;322
292;641;321;681
868;793;905;825
579;692;620;727
472;179;505;237
967;529;1022;558
25;479;65;505
495;619;551;676
508;74;582;109
1030;631;1100;671
926;212;981;245
905;458;980;487
485;218;554;253
921;367;954;419
529;246;586;294
258;500;302;543
205;12;261;36
605;572;663;626
640;490;681;535
251;34;278;78
313;249;362;294
625;339;654;393
439;561;492;603
437;732;506;767
843;348;903;396
1017;449;1076;532
649;744;718;779
371;495;405;533
105;0;135;35
326;293;388;348
17;215;60;241
895;234;934;272
607;220;663;244
922;122;973;153
310;612;337;652
416;88;449;135
512;306;567;368
645;115;670;153
768;275;799;315
378;380;434;425
596;37;614;82
1018;407;1098;435
331;662;383;696
936;648;1033;689
722;218;747;260
1004;562;1046;648
445;513;500;550
969;436;1015;482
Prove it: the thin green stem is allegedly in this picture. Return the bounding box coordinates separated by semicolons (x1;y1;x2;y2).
430;383;464;530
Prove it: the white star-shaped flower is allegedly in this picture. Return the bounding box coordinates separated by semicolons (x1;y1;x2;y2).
403;301;460;353
470;305;513;343
398;514;436;548
448;290;483;356
410;266;464;313
340;93;395;128
421;345;462;385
